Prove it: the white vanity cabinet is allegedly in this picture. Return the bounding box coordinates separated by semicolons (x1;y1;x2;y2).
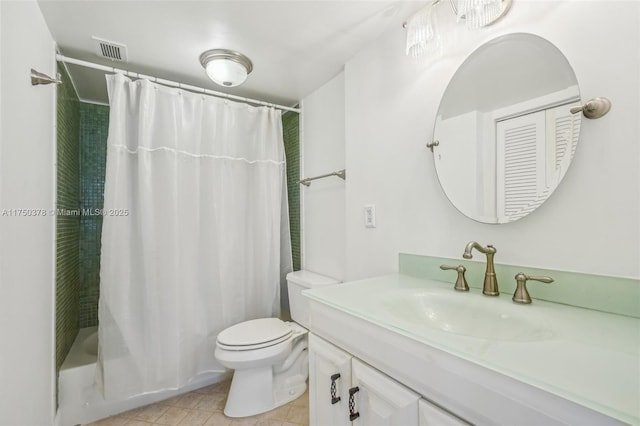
304;275;638;425
350;358;420;425
309;333;352;426
309;333;467;426
419;400;469;426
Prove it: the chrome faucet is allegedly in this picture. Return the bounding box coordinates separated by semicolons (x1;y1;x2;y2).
463;241;499;296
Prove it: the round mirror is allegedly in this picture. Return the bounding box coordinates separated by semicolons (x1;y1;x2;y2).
433;33;582;224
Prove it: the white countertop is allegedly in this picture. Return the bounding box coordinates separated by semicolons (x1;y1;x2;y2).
303;274;640;425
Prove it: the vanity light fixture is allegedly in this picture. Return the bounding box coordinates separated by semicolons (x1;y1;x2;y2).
405;3;441;59
404;0;512;58
456;0;511;29
199;49;253;87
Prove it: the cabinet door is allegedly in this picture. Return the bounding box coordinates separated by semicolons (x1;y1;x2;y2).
419;399;469;426
350;359;420;425
309;334;352;426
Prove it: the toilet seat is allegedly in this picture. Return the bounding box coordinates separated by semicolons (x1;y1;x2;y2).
217;318;292;351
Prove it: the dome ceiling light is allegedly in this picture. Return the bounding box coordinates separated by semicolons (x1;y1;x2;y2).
199;49;253;88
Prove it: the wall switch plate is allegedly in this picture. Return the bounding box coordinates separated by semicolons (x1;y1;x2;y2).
364;205;376;228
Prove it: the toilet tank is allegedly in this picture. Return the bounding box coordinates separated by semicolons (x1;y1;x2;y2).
287;270;340;329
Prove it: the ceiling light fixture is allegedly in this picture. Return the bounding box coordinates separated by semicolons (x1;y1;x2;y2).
199;49;253;88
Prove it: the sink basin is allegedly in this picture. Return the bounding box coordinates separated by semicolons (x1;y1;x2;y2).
380;288;553;341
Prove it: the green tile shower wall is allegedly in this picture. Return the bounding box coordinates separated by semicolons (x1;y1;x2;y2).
399;253;640;318
55;63;81;374
283;110;301;272
79;103;109;328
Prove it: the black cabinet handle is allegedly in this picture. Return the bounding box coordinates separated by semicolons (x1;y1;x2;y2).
330;373;341;404
348;386;360;421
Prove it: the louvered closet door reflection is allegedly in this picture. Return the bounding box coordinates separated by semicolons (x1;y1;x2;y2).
496;105;580;223
546;104;581;185
496;111;545;223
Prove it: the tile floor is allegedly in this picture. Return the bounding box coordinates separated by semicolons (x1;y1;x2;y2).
85;379;309;426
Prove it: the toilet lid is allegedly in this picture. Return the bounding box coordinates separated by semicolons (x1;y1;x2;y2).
217;318;291;347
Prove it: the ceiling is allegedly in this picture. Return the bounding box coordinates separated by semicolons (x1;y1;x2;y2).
38;0;426;107
440;33;580;118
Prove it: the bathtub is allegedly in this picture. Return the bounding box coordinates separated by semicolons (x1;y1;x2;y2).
56;326;228;426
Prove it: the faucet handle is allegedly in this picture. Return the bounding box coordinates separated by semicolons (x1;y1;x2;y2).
440;264;469;292
513;272;554;304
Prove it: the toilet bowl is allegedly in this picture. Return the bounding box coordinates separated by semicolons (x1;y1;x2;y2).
214;271;339;418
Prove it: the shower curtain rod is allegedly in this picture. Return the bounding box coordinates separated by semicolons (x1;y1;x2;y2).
56;54;301;113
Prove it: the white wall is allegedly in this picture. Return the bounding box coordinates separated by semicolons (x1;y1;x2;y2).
343;0;640;280
301;72;346;281
330;0;639;280
0;1;57;424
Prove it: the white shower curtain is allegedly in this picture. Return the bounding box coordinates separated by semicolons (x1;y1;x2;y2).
97;74;292;400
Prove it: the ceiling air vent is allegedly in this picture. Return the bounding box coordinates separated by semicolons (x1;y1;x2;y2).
92;37;128;62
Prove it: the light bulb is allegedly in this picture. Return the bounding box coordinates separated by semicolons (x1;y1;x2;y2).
205;59;248;87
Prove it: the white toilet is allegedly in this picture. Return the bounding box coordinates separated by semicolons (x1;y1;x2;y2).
214;270;339;418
